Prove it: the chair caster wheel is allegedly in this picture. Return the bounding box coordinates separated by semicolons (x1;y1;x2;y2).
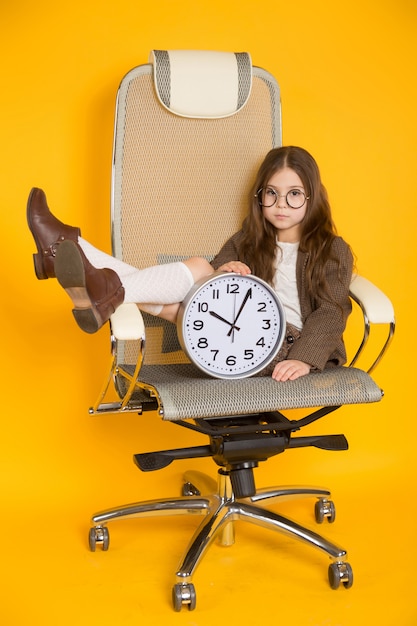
89;526;110;551
315;498;336;523
172;583;196;611
328;561;353;589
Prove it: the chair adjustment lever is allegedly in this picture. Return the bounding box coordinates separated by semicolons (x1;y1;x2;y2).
288;434;348;451
134;445;212;472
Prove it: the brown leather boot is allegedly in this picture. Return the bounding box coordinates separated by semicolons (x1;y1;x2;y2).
27;187;81;279
55;240;125;334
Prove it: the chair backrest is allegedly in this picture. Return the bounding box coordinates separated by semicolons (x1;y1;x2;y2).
111;50;281;365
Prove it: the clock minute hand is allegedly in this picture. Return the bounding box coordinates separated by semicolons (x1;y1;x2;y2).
227;288;252;336
209;310;240;332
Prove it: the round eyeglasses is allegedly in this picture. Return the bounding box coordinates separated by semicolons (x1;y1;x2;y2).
255;186;310;209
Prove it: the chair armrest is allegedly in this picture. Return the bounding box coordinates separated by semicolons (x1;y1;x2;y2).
349;275;395;324
110;303;145;340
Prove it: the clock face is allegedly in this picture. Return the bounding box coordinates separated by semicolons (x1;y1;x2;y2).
177;272;286;379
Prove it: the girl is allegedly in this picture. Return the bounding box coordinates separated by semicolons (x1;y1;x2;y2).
27;146;353;382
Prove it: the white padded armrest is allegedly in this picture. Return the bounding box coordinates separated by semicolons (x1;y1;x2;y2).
110;303;145;340
349;275;395;324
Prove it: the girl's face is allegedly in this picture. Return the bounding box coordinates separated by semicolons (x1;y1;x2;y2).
262;167;308;242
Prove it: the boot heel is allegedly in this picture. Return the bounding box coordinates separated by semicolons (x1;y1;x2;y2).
33;253;48;280
64;286;103;334
72;308;101;334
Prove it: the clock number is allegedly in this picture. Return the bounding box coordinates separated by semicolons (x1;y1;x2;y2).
227;283;240;294
193;320;204;331
226;355;237;366
262;319;271;330
256;337;265;347
210;349;219;361
244;349;254;360
198;338;208;349
198;302;208;312
257;302;267;312
212;289;220;299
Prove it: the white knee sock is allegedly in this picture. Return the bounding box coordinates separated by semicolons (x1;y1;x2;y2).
78;238;194;314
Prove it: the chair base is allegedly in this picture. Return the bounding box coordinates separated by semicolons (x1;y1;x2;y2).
89;469;353;610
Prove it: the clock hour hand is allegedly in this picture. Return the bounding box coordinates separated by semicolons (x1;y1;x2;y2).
209;310;240;332
227;288;252;336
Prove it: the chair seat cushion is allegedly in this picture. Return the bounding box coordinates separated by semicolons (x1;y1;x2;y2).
120;364;383;421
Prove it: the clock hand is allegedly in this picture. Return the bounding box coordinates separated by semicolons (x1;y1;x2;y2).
227;288;252;336
231;292;237;343
209;310;240;332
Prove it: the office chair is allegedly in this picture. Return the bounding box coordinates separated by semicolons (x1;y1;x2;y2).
87;50;395;611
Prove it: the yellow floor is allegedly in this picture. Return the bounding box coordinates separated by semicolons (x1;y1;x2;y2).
2;438;415;626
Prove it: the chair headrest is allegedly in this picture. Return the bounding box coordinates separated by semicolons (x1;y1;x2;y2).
150;50;252;119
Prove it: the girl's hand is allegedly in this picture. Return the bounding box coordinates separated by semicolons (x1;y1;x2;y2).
271;359;311;382
218;261;251;275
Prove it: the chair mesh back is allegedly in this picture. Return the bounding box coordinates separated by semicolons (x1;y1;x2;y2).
112;62;281;365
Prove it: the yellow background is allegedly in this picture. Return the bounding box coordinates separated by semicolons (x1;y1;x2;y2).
1;1;416;624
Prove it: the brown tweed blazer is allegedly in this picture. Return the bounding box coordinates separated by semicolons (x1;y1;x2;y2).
210;231;353;371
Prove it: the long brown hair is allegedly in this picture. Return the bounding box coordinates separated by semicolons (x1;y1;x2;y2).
239;146;343;302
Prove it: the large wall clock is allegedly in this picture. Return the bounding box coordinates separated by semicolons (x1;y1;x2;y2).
177;272;286;379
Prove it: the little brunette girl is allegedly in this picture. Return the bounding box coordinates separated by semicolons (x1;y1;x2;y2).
27;146;353;382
